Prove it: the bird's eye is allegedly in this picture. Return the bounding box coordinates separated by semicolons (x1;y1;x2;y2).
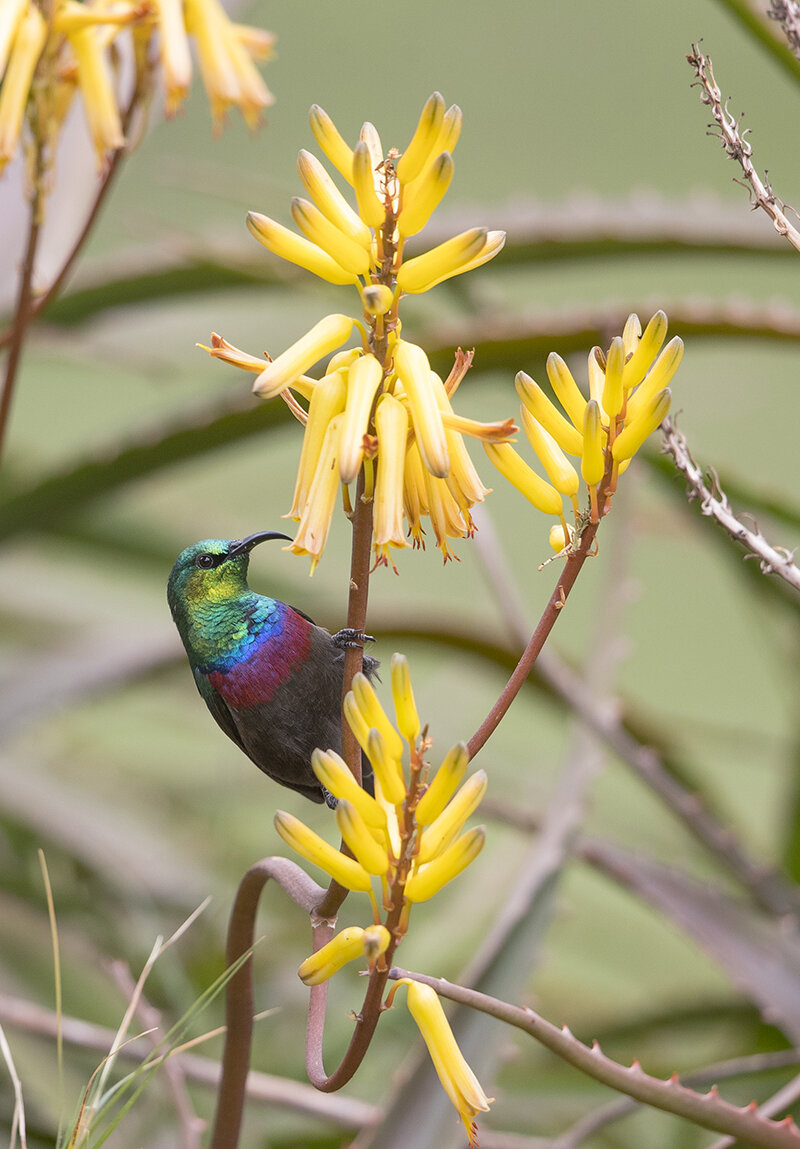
196;553;216;569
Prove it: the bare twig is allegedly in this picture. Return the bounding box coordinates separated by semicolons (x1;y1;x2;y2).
661;415;800;591
388;969;800;1148
687;42;800;253
0;992;378;1129
769;0;800;59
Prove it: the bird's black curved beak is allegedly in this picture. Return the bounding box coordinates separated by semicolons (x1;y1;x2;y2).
227;530;293;559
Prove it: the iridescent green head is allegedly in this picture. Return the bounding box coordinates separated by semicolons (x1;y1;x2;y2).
167;531;291;632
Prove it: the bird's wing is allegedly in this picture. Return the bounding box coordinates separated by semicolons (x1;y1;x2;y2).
194;668;248;753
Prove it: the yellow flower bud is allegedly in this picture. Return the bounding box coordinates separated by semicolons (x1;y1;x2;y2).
298;926;366;985
439;104;463;153
405;979;492;1142
483;442;563;517
625;336;683;422
399;152;454;237
351;673;405;762
274;810;373;891
362;923;391;964
519;408;579;497
296;149;372;249
612;388;672;462
336;801;390;875
310;748;387;829
0;4;46;169
246;212;357;286
601;336;626;420
339;353;383;483
397;91;446;184
549;523;574;553
405;826;485;902
291;197;372;276
393;340;450;478
396;228;487;295
415;742;469;825
545;353;587;430
391;653;420;746
288;414;343;573
373;394;409;557
366;727;407;806
253;314;355;399
621;312;643;356
621;309;669;392
359;121;384;169
418;230;504;290
352;139;385;229
587;347;608;418
287;370;347;519
328;347;361;372
581;400;605;486
418;770;487;864
0;0;26;79
515;372;584;456
362;284;394;316
309;103;354;184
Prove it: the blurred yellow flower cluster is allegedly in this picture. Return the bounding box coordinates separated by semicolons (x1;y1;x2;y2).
276;653;490;1141
0;0;273;174
484;311;684;546
204;94;512;570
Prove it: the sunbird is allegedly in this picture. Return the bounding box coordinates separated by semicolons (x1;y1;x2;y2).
167;531;377;804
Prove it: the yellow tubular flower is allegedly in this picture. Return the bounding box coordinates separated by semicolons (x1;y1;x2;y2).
424;471;467;558
351;672;405;762
366;728;406;806
0;0;26;78
286;370;347;519
612;388;672;462
297;149;372;248
546;352;587;430
343;690;373;760
396;90;445;184
289;414;343;572
338;354;383;483
415;742;469;825
483;443;563;517
309;103;355;183
405;826;486;902
298;926;366;986
439;103;463;152
310;749;387;829
68;25;125;166
587;348;608;419
519;407;579;498
440;411;516;442
352;139;385;229
403;442;429;548
0;3;46;169
391;653;420;746
152;0;192;115
200;333;268;374
396;227;486;294
418;770;488;864
399;152;453;237
601;336;626;421
625;336;684;421
246;212;357;286
621;309;668;392
515;372;584;455
253;314;355;399
274;810;373;891
373;394;409;559
393;341;449;478
359;120;383;170
418;229;505;291
581;400;605;486
291;197;372;276
622;312;642;355
405;980;492;1147
427;370;489;511
336;801;390;875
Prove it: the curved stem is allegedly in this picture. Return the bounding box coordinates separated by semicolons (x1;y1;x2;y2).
208;858;325;1149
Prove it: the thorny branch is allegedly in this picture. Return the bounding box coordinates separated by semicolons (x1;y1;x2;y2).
388;969;800;1149
687;42;800;253
661;415;800;593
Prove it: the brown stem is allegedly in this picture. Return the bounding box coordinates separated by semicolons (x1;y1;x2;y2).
467;513;601;760
0;142;45;463
209;858;325;1149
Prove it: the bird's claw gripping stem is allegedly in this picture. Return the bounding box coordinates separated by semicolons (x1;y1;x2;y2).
332;628;376;649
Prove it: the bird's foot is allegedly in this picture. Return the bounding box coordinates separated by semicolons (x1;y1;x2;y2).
322;786;339;809
332;628;376;649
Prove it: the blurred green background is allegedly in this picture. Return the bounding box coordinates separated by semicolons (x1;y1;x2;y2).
4;0;800;1146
